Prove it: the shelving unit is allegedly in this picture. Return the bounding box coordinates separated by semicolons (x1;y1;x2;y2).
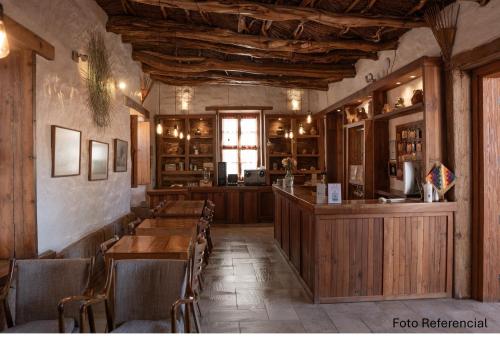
155;114;216;188
264;114;325;184
323;56;443;199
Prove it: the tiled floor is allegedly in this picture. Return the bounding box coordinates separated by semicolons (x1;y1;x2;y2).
198;225;500;333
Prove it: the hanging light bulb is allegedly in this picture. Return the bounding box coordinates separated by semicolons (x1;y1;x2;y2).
306;111;312;124
289;130;294;139
284;131;289;139
173;125;179;138
156;123;163;135
298;123;305;135
0;4;10;59
179;131;184;139
187;133;191;141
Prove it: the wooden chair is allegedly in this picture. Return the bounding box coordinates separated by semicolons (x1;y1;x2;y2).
81;259;197;333
126;217;142;235
1;258;94;333
151;199;167;218
202;206;214;254
90;236;120;292
191;235;207;319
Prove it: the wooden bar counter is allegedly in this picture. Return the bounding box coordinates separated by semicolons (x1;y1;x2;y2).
273;185;457;304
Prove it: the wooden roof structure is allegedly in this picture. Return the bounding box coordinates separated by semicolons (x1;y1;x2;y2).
96;0;453;90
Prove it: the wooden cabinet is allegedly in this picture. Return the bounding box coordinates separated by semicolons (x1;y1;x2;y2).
147;186;273;224
155;114;216;188
265;114;325;185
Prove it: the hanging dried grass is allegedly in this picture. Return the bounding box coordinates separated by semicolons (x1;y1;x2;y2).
424;2;460;66
85;30;113;128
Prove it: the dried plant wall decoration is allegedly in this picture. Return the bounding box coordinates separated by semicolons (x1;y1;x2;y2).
424;2;460;67
84;30;113;128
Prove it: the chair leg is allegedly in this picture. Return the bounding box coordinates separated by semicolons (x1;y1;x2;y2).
87;305;96;333
191;302;201;333
196;300;202;318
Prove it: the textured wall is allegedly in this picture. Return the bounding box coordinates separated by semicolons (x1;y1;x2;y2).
3;0;143;253
326;0;500;104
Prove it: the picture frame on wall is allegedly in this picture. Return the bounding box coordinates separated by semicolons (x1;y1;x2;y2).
113;139;128;172
89;140;109;181
51;125;81;177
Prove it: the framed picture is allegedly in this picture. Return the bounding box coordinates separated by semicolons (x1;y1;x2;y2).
388;161;397;177
89;140;109;181
114;139;128;172
51;125;81;177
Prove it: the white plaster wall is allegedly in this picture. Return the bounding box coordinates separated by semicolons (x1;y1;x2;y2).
326;0;500;104
144;83;328;115
3;0;143;253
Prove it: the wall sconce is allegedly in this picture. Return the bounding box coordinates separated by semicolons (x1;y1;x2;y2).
116;80;127;91
287;89;303;112
176;86;193;113
71;50;88;63
0;4;10;59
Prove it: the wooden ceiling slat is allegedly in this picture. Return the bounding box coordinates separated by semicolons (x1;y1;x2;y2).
108;16;398;53
133;50;356;79
128;0;426;29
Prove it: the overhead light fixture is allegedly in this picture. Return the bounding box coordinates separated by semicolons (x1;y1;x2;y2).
410;75;417;79
289;130;294;139
0;4;10;59
287;89;303;112
156;123;163;135
396;82;402;85
173;125;179;138
284;131;289;139
298;123;305;135
179;131;184;140
187;133;191;141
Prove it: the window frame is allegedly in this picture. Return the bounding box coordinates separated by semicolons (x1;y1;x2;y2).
219;113;261;178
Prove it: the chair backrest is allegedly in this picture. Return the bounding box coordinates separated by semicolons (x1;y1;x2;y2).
112;259;187;326
193;237;207;280
14;259;92;325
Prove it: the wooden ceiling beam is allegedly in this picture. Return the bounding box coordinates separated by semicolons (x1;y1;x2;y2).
150;73;331;91
128;0;426;29
108;16;398;53
131;40;378;63
133;50;356;79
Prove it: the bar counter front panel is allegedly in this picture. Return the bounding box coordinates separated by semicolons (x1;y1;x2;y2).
273;185;457;304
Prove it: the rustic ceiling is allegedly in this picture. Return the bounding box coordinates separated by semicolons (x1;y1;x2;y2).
95;0;454;90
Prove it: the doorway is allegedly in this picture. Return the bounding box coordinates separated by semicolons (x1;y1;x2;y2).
472;60;500;301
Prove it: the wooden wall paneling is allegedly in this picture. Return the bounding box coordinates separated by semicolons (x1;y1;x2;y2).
282;198;290;258
241;190;258;223
211;191;226;223
0;49;37;259
300;207;314;290
226;190;240;224
274;193;282;244
289;202;301;271
136;121;151;185
422;61;444;173
326;113;344;183
258;190;274;222
363;119;374;198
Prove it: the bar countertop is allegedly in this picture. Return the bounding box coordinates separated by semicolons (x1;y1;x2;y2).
272;184;457;215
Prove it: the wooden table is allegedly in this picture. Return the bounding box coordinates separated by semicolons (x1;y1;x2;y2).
157;200;205;218
135;217;199;237
105;235;193;262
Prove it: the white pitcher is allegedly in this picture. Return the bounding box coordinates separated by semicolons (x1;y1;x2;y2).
423;182;434;203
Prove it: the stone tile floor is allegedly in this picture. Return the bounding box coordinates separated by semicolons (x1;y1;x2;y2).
198;225;500;333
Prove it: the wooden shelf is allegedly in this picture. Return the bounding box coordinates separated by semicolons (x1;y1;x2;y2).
269;153;291;157
162;170;205;175
296;135;320;138
297;154;320;157
343;120;366;129
268;135;287;139
373;102;424;121
189;136;213;139
161;154;185;158
189;154;213;158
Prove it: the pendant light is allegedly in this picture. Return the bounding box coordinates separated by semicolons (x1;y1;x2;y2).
289;130;294;139
187;133;191;141
298;123;305;135
173;125;179;138
0;4;10;59
179;131;184;139
284;131;289;139
306;90;312;124
156;83;163;135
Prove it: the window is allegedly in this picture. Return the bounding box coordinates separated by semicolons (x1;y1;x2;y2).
221;114;259;177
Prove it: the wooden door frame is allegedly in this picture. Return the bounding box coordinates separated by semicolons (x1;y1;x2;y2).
471;60;500;301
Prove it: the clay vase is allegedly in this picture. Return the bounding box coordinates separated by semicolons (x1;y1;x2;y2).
411;89;424;105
